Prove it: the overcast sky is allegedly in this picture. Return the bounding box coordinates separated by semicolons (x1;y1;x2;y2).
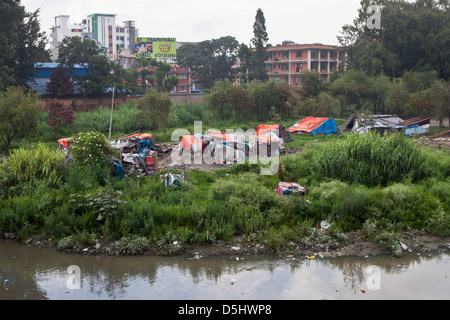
22;0;366;46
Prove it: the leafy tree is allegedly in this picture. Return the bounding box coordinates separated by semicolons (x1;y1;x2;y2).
329;70;371;109
274;82;300;117
237;43;254;84
248;80;278;121
0;86;42;153
0;1;50;90
428;80;450;127
251;9;269;82
176;36;239;88
46;64;74;97
338;0;450;79
206;79;254;121
299;71;323;97
46;101;76;135
137;91;172;130
386;78;412;117
57;37;112;97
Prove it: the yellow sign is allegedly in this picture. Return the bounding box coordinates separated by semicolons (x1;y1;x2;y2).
135;37;176;59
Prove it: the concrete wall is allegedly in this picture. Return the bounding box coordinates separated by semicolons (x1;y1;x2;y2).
40;93;206;112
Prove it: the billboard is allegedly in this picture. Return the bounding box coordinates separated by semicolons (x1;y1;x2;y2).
135;37;176;59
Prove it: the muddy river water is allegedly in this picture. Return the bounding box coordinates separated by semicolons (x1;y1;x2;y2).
0;240;449;300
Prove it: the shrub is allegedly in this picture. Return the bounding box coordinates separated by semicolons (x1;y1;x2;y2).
116;236;149;255
137;90;171;130
425;211;450;237
70;131;118;166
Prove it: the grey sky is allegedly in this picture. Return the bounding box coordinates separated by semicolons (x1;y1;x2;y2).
22;0;365;46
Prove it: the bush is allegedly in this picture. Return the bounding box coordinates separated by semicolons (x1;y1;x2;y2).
70;131;118;166
137;90;171;130
116;236;149;255
426;211;450;236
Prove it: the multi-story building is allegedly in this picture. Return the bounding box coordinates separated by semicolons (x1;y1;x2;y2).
265;41;345;86
50;14;138;61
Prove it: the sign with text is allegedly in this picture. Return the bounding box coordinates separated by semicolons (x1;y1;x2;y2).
135;37;176;59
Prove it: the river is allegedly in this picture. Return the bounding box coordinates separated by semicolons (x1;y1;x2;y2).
0;240;449;300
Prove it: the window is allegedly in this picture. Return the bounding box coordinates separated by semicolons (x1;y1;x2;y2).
296;50;303;58
281;64;289;71
311;49;318;58
282;52;289;59
179;85;187;92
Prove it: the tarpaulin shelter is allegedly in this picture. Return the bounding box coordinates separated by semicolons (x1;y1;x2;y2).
393;117;430;135
180;134;204;152
346;114;402;134
289;116;337;135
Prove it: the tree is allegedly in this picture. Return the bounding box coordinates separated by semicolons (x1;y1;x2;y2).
386;78;412;117
46;101;76;135
46;64;74;97
251;9;269;82
57;37;112;97
299;71;323;97
0;1;50;90
428;80;450;127
206;79;254;121
176;36;239;88
338;0;449;79
137;91;172;130
0;86;42;153
237;43;254;84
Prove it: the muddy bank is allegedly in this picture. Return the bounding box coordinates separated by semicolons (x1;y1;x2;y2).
2;230;449;261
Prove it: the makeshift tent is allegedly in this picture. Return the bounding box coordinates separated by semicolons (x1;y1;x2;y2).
346;114;403;134
393;117;430;135
289;116;337;135
180;134;204;152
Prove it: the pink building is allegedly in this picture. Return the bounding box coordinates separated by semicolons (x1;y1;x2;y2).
265;41;345;86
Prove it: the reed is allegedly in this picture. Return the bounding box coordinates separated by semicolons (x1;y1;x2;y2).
312;132;427;187
0;142;65;195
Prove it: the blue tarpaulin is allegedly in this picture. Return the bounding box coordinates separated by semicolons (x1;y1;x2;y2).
289;116;337;135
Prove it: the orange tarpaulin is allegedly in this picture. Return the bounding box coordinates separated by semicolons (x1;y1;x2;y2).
256;124;279;135
180;135;203;151
289;116;329;133
256;124;281;144
122;133;153;140
57;137;72;149
204;130;233;142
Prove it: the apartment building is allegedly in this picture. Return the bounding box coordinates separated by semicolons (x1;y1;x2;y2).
50;14;138;61
265;41;345;86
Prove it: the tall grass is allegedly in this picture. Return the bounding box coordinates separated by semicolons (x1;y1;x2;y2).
0;142;65;196
312;132;427;187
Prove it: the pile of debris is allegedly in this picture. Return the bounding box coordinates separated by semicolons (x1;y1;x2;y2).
109;132;170;175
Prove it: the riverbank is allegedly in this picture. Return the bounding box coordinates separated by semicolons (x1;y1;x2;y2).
3;230;449;260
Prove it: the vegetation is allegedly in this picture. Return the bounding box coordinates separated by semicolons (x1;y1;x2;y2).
0;1;50;90
0;123;448;256
0;86;42;153
0;1;449;258
57;37;112;97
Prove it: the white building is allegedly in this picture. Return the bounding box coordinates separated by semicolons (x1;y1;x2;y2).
50;13;138;62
